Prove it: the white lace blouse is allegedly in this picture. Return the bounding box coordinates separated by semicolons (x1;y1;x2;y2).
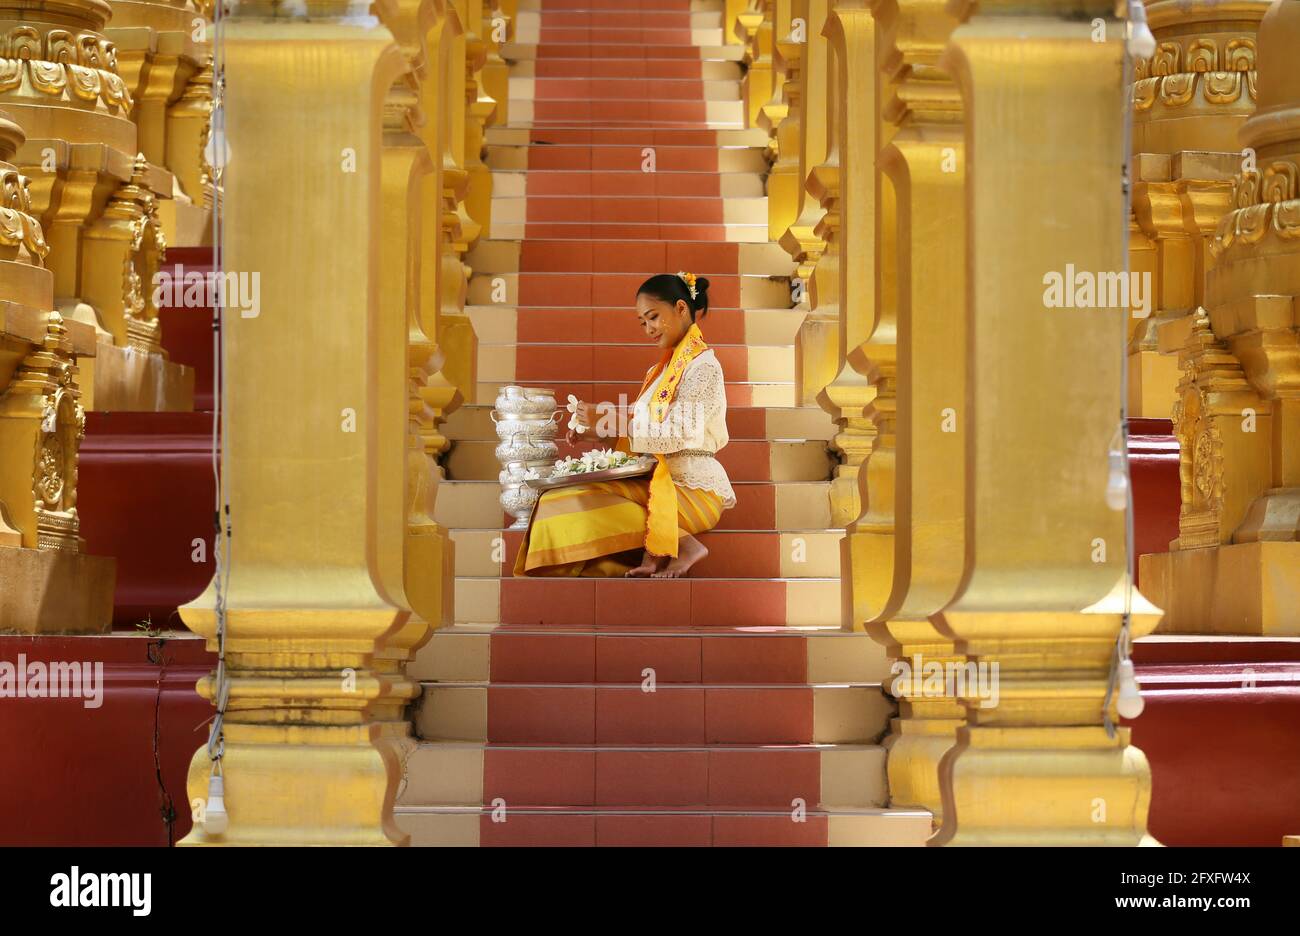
628;349;737;509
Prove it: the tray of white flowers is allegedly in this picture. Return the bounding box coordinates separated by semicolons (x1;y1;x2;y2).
525;448;656;491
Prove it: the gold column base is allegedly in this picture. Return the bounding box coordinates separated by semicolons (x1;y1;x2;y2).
0;546;114;634
181;723;412;847
1140;541;1300;635
1127;346;1179;419
932;725;1159;847
81;341;195;412
884;707;963;825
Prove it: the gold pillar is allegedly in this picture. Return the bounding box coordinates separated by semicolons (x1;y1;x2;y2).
1140;0;1300;636
785;0;835;405
739;1;776;130
761;0;798;239
180;5;422;845
0;108;114;634
480;1;510;128
433;1;478;404
1128;0;1271;418
379;0;457;657
862;0;966;824
827;0;890;566
930;1;1161;845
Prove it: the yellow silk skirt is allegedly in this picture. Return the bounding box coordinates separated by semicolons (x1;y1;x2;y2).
513;478;725;577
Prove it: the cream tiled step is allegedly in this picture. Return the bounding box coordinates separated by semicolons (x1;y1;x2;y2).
467;305;809;346
444;438;833;482
397;740;889;809
442;402;835;442
413;681;893;745
452;576;845;628
476;381;799;408
486;143;770;173
467;272;795;308
477;343;796;385
449;528;846;578
512;0;730;11
394;805;932;847
469;239;797;277
434;478;834;530
409;623;890;685
488;165;764;198
489;170;766;199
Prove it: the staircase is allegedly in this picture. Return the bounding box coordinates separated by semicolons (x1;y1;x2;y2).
393;0;932;846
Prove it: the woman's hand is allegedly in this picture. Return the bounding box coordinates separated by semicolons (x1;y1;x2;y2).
565;400;599;444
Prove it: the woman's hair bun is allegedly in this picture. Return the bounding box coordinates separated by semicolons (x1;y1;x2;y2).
636;273;710;320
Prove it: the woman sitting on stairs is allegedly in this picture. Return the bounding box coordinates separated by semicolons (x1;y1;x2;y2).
514;272;737;579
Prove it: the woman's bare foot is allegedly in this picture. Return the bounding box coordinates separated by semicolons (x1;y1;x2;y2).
625;550;665;577
651;534;708;579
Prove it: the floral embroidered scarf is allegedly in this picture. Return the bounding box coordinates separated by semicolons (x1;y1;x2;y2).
631;322;708;558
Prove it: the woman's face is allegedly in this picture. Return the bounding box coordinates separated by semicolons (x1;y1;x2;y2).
636;293;692;350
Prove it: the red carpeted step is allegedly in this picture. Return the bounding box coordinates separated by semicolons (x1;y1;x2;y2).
534;59;706;79
520;192;722;219
534;44;710;61
485;684;816;745
487;628;809;684
527;128;731;146
521;148;723;173
499;578;794;628
517;272;742;308
535;78;706;101
480;745;821;808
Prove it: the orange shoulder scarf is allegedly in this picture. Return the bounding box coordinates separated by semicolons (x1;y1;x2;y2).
620;323;709;557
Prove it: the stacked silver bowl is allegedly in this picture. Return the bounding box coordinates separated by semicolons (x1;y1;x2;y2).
492;386;561;529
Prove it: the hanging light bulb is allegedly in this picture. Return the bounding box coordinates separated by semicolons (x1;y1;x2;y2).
1106;431;1129;511
1126;0;1157;60
1116;657;1145;720
203;772;228;837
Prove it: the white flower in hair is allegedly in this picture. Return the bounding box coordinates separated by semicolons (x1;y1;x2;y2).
676;270;699;301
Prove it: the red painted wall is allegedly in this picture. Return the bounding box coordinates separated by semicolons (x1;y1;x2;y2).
1129;638;1300;846
0;634;214;845
1128;417;1180;585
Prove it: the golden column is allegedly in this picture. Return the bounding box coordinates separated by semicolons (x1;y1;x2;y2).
106;0;213;245
378;0;457;667
929;0;1162;845
1141;0;1300;635
1128;0;1271;417
785;0;835;405
0;108;114;633
738;1;776;130
828;0;892;568
429;0;481;405
5;0;192;411
861;0;967;825
180;2;425;846
761;0;799;239
480;1;510;128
